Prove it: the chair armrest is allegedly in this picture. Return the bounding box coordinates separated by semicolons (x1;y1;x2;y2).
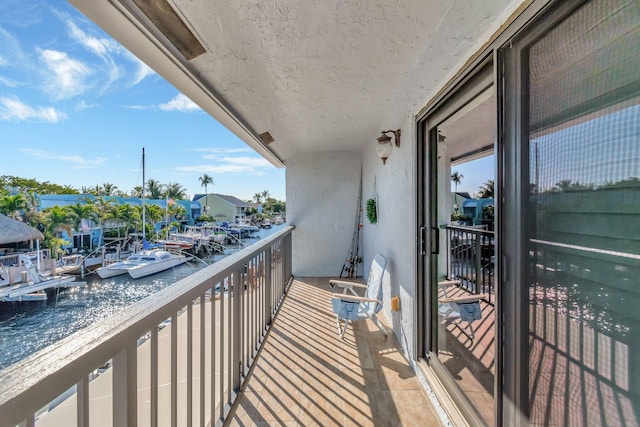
332;293;380;304
329;279;368;289
439;294;485;304
438;280;461;288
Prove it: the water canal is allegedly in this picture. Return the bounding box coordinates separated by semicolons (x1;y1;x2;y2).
0;225;286;370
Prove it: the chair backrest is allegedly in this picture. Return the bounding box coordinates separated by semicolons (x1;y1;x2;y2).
364;253;386;315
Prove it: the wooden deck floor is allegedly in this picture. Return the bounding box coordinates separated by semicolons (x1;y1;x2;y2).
228;277;443;426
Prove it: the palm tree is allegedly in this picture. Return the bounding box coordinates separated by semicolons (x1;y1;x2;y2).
118;203;141;234
23;191;40;227
478;180;494;198
167;203;187;223
0;194;27;219
144;203;164;238
253;192;262;204
101;183;118;196
261;189;270;200
91;185;103;195
146;179;164;199
67;203;99;231
451;171;463;193
131;186;144;198
164;182;187;200
43;206;75;255
553;179;572;193
199;174;214;214
199;174;214;197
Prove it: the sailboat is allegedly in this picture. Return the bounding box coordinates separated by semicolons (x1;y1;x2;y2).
96;148;187;279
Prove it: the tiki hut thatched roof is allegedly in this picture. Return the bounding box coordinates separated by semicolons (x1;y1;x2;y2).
0;213;44;245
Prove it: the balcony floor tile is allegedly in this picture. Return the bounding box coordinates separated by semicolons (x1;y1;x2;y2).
228;277;442;426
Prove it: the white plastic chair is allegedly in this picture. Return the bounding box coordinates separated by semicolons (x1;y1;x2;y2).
330;253;387;339
438;279;483;341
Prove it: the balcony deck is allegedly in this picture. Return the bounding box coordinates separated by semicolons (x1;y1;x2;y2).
229;277;443;426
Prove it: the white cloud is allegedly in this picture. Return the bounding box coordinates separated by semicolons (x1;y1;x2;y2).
0;26;23;63
120;50;155;86
38;48;92;99
175;156;272;175
65;19;121;91
74;100;98;111
191;147;251;154
20;148;106;169
0;76;19;87
0;96;66;122
66;19;116;57
189;147;252;159
159;93;201;112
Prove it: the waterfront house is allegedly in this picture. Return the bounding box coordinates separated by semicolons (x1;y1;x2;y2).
36;194;195;248
1;1;638;426
195;193;253;222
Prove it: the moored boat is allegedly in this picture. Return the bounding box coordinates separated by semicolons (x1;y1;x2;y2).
126;250;187;279
96;249;187;279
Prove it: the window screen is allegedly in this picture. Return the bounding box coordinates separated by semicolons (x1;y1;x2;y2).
525;0;640;425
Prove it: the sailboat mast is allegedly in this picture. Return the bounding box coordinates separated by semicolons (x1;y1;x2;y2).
142;147;145;242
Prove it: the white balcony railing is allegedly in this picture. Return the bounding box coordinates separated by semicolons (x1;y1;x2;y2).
0;226;293;427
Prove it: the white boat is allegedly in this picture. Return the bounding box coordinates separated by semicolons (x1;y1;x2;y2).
261;219;272;228
126;250;187;279
228;218;260;237
95;254;141;278
96;249;187;279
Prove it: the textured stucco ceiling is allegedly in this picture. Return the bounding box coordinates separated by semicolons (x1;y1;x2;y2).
68;0;520;166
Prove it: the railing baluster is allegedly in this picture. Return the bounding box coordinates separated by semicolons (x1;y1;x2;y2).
227;271;233;408
113;344;137;427
241;263;246;377
187;303;193;427
232;269;241;395
249;262;258;357
77;375;89;427
210;284;216;424
265;250;272;325
200;293;206;427
445;224;494;303
171;312;178;427
219;276;225;423
260;256;263;325
151;328;158;427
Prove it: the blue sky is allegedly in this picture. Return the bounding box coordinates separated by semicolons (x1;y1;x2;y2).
452;155;494;197
0;0;285;201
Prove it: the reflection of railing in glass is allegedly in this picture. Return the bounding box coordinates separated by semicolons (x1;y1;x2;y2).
444;224;494;304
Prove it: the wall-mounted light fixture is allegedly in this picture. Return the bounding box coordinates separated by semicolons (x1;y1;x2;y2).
376;129;401;164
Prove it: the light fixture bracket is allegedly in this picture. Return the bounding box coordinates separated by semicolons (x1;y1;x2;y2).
379;129;401;147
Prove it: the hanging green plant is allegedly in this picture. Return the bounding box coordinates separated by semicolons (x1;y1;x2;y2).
366;197;377;224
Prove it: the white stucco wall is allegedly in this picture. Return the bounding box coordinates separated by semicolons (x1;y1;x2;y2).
360;114;419;361
286;140;418;356
286;151;362;276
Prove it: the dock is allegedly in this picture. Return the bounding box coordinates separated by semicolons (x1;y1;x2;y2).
0;253;85;302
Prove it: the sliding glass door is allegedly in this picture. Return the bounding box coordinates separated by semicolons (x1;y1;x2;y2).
502;0;640;423
420;63;497;426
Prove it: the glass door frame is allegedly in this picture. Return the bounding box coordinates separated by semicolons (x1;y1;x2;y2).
417;59;497;426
